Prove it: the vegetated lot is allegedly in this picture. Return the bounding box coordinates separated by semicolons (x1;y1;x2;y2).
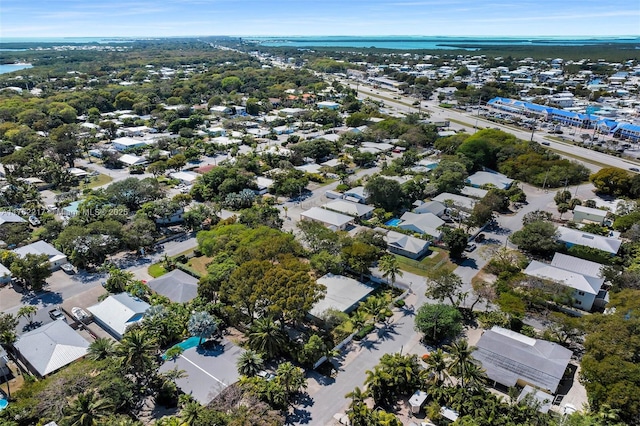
393;247;456;276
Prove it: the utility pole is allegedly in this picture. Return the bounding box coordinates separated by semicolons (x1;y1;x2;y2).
474;96;482;133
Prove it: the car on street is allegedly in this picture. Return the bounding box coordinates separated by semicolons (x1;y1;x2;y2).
464;243;477;252
49;308;65;321
541;141;550;146
629;167;640;172
475;233;486;243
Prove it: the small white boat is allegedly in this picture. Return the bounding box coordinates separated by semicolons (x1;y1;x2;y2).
71;307;90;321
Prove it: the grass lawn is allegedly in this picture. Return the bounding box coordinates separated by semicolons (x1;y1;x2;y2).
148;263;167;278
76;173;113;190
187;255;213;276
394;247;456;277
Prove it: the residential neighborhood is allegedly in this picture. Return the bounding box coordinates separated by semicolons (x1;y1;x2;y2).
0;33;639;426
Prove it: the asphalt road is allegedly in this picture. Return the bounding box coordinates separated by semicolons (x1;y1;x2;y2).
342;78;640;172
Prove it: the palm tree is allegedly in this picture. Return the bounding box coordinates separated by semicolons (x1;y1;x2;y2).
180;401;202;426
379;254;403;288
364;366;392;406
346;387;372;426
236;349;264;377
275;361;307;397
87;337;116;361
425;348;448;386
187;311;218;346
445;339;479;389
105;268;134;293
247;318;287;359
62;391;113;426
17;305;37;326
162;367;188;401
116;329;158;384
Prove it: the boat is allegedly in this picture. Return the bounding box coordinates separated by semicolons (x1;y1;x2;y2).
71;307;90;321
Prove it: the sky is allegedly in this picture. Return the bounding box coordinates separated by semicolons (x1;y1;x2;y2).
1;0;639;38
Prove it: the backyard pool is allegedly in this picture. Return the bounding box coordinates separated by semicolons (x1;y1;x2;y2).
384;218;402;227
162;336;200;359
0;398;8;411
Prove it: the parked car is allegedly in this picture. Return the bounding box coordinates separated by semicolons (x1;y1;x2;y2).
49;308;65;321
629;167;640;172
475;233;486;243
541;141;550;146
464;243;477;252
28;215;41;226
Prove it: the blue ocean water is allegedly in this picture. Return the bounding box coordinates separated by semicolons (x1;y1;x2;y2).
1;37;133;44
245;36;640;50
0;64;33;75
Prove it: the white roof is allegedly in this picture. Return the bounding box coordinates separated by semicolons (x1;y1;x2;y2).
344;186;367;199
466;171;514;189
118;154;146;166
385;230;430;255
13;240;66;263
0;211;26;226
550;253;604;278
170;171;199;183
113;136;147;147
15;320;89;376
256;176;274;189
310;274;376;317
323;200;374;218
524;260;604;295
295;163;323;174
413;200;446;216
432;192;477;211
301;207;352;229
0;262;11;278
557;226;621;254
88;293;150;339
460;186;489;199
398;212;444;238
573;205;608;218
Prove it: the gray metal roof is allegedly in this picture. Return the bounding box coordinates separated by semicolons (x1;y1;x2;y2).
13;240;65;260
524;260;604;295
15;320;89;376
147;269;198;303
301;207;353;229
550;253;604;279
310;274;376;318
88;293;150;339
385;230;430;255
323;200;374;218
557;226;621;254
0;211;26;226
474;326;572;393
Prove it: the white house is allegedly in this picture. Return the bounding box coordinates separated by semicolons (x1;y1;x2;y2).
343;186;368;204
118;154;147;167
432;192;478;212
466;171;514;190
13;240;67;270
557;226;621;255
112;137;148;152
383;230;430;259
88;293;150;340
300;207;352;231
323;200;374;219
524;258;607;311
572;205;608;225
398;212;444;240
170;171;199;185
14;320;89;377
413;200;447;217
309;274;376;319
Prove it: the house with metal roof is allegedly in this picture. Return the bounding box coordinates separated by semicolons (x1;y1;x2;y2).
466;171;514;190
524;258;607;311
572;205;608;225
557;226;621;255
88;293;150;340
412;200;446;217
474;326;573;394
343;186;368;204
0;211;26;226
323;200;374;219
13;240;67;270
0;263;11;285
309;274;376;320
398;212;444;240
112;136;149;152
14;320;89;377
550;253;604;279
147;269;198;303
300;207;353;231
384;230;430;259
432;192;477;212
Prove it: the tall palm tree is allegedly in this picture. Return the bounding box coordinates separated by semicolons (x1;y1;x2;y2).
62;391;113;426
379;254;403;288
425;348;448;386
445;339;479;389
236;349;264;377
247;318;287;359
87;337;116;361
275;361;307;397
346;387;372;426
364;366;392;406
116;329;158;384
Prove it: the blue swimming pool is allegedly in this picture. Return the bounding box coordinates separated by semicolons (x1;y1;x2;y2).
0;398;8;411
385;218;402;227
162;336;200;359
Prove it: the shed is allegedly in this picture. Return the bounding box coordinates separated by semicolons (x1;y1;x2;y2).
409;390;428;414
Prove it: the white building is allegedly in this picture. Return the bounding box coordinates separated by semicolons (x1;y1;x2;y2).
112;137;148;152
13;240;67;270
300;207;353;231
88;293;150;340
